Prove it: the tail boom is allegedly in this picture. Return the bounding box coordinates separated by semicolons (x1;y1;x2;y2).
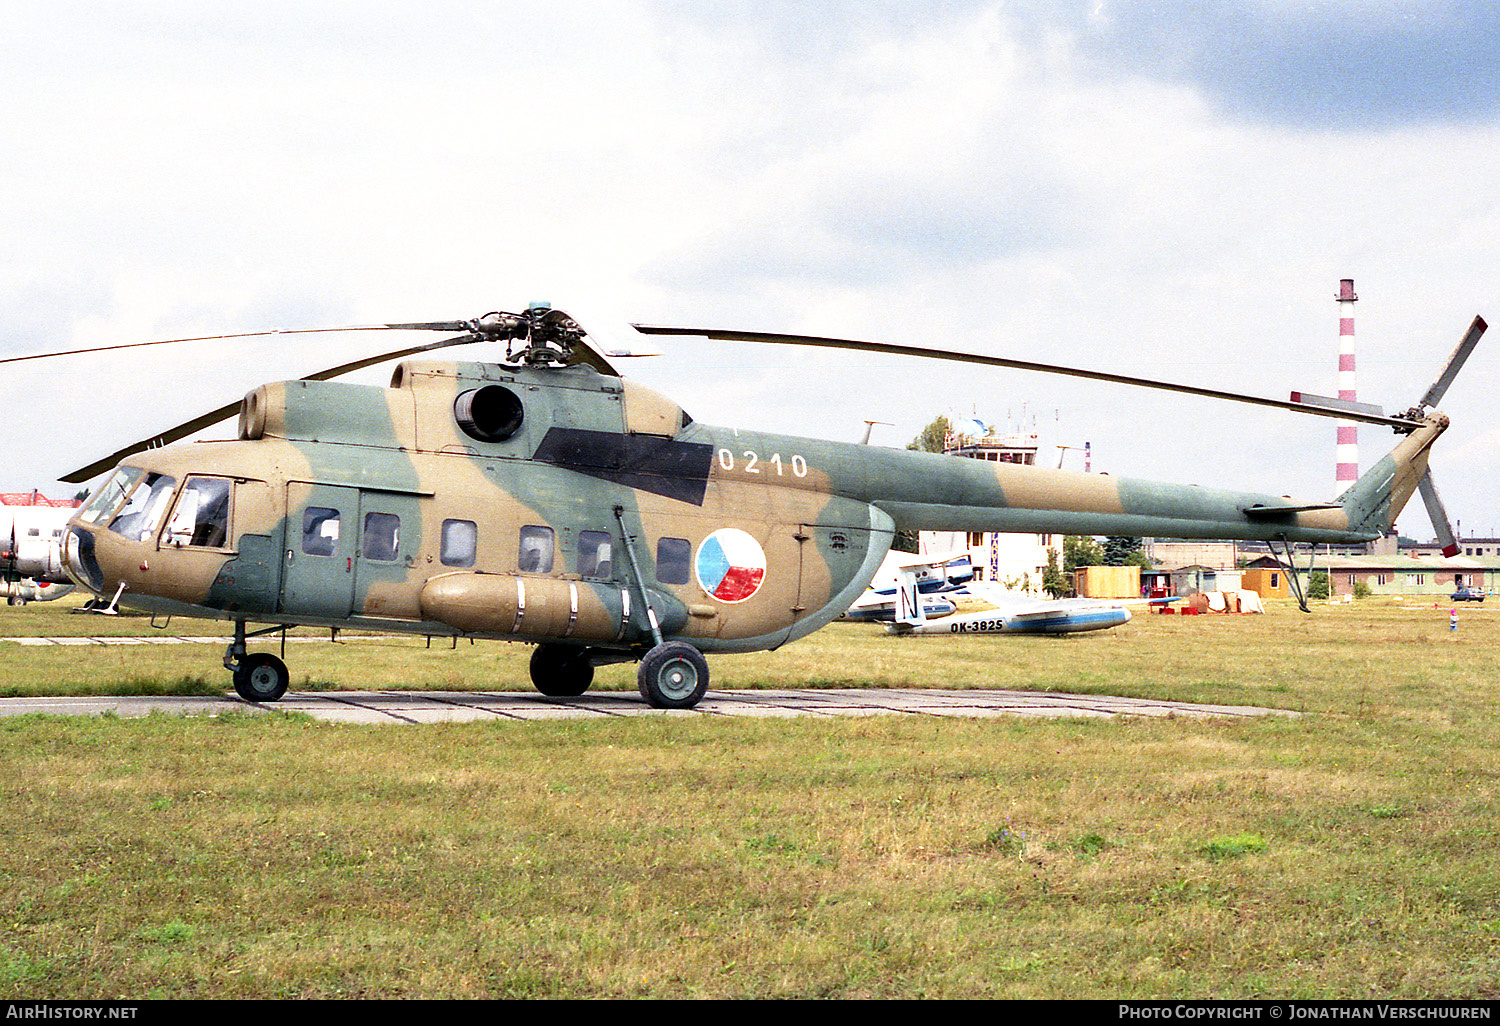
842;412;1450;546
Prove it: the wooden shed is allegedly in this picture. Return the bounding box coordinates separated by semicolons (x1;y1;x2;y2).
1240;566;1292;599
1073;564;1141;599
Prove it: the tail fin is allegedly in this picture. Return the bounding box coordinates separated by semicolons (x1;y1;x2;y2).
1332;317;1482;551
1336;412;1449;540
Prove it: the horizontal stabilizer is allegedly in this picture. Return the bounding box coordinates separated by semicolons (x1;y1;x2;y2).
1242;502;1343;520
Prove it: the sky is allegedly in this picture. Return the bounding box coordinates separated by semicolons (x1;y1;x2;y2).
3;1;1498;540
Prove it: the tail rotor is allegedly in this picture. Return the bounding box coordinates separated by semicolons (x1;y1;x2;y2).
1294;316;1484;554
1405;316;1484;557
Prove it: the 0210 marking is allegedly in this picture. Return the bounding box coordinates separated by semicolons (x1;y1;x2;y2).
717;449;808;477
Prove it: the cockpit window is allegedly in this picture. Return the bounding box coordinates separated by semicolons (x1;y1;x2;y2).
78;467;144;525
107;473;177;543
164;477;232;548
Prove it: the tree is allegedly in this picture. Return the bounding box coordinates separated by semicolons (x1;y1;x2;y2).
1307;570;1330;601
1102;536;1153;570
1042;547;1068;598
1063;535;1104;572
907;414;952;454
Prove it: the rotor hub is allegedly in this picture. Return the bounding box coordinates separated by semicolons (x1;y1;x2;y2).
471;305;586;367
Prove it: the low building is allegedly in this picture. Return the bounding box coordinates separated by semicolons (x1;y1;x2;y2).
1240;566;1292;600
1243;553;1500;599
1143;539;1239;569
0;492;80;508
1168;564;1244;596
1405;537;1500;559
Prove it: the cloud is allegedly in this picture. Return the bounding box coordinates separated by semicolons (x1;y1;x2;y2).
644;5;1091;290
1055;0;1500;127
651;0;1500;128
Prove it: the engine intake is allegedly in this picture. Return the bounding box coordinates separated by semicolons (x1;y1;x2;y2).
454;385;524;442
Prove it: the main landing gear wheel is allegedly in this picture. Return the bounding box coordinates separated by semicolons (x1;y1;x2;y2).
233;652;290;703
637;641;709;709
529;644;594;697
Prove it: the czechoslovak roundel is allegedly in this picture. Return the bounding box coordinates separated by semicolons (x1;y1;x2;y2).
695;528;767;603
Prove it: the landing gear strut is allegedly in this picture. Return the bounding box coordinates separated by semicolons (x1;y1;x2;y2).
224;620;293;702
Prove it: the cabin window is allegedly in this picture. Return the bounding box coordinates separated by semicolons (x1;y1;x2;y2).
107;473;177;543
579;530;613;579
656;537;691;585
164;477;231;548
363;512;401;562
440;519;477;567
301;507;341;556
519;526;554;573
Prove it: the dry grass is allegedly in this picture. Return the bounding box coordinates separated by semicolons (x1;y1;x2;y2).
2;597;1498;998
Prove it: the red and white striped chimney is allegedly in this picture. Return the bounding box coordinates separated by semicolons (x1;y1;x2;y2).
1336;279;1358;494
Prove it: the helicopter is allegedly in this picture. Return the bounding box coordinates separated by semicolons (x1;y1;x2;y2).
2;500;74;591
14;302;1481;709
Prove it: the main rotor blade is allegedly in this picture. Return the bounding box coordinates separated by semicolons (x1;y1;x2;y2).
294;331;483;383
1417;470;1460;558
59;331;484;484
0;323;468;368
634;325;1417;429
1419;315;1486;410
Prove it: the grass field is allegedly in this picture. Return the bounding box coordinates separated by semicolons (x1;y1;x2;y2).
2;596;1498;998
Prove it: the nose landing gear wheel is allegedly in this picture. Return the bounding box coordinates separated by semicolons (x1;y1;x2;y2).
637;641;708;709
233;652;290;703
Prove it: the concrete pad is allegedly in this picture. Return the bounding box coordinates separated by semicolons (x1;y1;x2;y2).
0;687;1299;724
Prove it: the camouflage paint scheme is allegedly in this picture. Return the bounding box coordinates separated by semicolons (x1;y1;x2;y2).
61;357;1447;690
